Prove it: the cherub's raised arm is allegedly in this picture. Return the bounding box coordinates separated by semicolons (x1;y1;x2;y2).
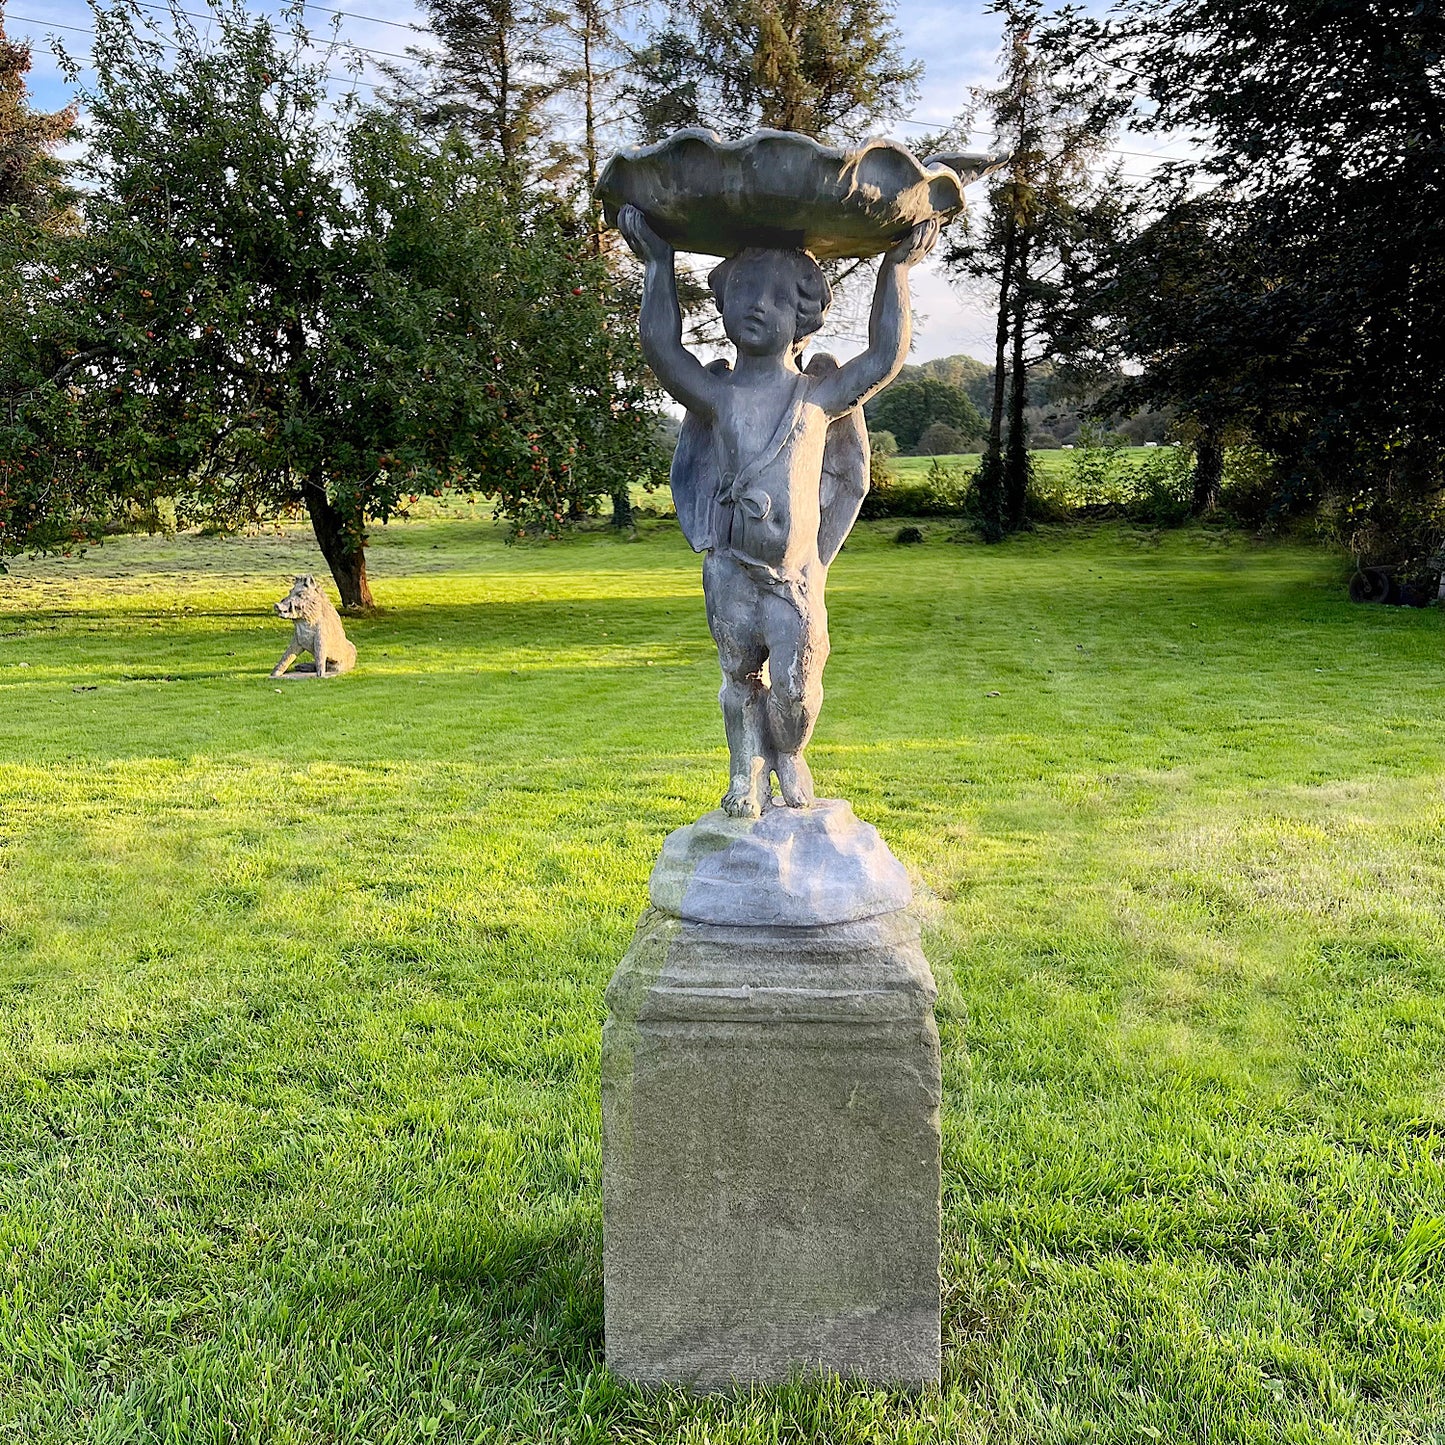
618;205;722;421
810;218;940;419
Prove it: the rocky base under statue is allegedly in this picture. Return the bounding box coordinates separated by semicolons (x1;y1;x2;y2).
601;801;942;1391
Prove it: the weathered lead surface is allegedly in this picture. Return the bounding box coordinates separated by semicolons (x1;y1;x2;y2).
602;902;942;1391
649;798;913;927
611;156;946;819
596;128;967;260
599;133;948;1389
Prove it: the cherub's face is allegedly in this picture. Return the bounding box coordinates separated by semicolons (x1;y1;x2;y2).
719;255;799;358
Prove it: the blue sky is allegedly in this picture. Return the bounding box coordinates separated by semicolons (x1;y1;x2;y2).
5;0;1170;361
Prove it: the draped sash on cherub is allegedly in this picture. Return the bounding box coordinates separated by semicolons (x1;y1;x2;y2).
669;353;869;568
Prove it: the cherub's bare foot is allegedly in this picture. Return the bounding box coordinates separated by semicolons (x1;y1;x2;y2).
721;777;767;819
774;752;815;808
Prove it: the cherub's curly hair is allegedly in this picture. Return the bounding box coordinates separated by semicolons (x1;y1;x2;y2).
708;247;833;344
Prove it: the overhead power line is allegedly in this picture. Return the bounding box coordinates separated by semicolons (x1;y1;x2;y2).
5;5;436;67
6;11;388;89
115;0;437;61
296;1;433;32
8;0;438;34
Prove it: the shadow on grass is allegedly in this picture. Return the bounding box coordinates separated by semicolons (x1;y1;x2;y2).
271;1205;973;1438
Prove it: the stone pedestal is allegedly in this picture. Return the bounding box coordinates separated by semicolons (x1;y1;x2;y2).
602;801;941;1391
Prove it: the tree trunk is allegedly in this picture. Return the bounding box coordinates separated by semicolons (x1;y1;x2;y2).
611;485;634;530
582;6;602;257
302;474;374;609
1193;423;1223;514
978;204;1017;544
584;8;629;532
1004;225;1032;534
497;43;514;171
987;213;1015;457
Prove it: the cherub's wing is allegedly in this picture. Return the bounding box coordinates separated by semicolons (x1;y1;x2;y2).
807;352;870;566
669;359;731;554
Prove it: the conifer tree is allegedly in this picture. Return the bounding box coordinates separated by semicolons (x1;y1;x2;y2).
384;0;558;176
628;0;920;143
0;19;77;234
392;0;658;530
0;18;85;562
549;0;655;529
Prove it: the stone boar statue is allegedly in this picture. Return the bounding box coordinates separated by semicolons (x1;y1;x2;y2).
271;575;357;678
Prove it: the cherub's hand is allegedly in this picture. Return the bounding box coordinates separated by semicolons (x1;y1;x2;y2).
618;204;673;264
884;216;941;269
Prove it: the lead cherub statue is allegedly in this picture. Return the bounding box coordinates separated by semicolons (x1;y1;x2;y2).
618;203;939;819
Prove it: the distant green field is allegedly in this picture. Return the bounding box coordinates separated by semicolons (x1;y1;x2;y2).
890;447;1164;481
1;516;1442;1443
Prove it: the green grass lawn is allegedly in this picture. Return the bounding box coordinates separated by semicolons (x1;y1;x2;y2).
1;514;1442;1444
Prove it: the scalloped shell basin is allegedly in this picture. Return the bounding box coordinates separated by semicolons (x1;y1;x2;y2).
597;128;967;260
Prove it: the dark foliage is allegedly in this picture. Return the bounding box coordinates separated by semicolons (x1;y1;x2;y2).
0;21;76;230
942;0;1125;541
861;456;972;519
1057;0;1445;579
0;20;83;560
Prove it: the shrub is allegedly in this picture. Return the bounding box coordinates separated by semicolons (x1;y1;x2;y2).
1063;424;1133;511
1027;466;1075;523
867;450;897;493
868;429;898;457
895;525;925;544
1218;442;1283;529
923;456;971;510
1126;444;1193;526
860;455;974;519
1039;428;1192;525
917;421;968;456
1321;480;1445;594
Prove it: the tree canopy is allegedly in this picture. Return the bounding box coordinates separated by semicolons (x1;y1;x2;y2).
939;0;1123;537
864;376;985;454
383;0;557;175
9;0;1443;595
0;19;83;560
0;21;76;232
2;0;661;598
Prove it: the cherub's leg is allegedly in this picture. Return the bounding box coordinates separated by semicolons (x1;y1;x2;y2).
270;644;300;679
761;573;829;808
718;657;769;816
703;553;770;818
